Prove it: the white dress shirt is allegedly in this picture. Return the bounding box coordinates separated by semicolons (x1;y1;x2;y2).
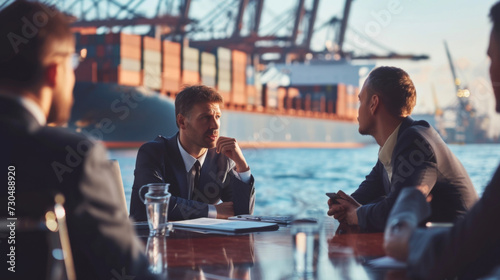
378;123;402;183
177;137;251;218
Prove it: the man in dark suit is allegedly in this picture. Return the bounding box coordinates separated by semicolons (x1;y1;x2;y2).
327;67;478;232
0;2;155;279
383;3;500;279
130;85;255;221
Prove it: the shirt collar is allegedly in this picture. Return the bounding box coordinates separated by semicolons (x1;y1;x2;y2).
0;92;46;126
378;122;402;166
177;136;207;172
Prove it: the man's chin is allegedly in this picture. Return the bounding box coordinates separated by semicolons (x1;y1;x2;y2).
205;138;217;148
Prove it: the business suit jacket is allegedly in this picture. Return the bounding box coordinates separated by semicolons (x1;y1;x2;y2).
388;169;500;280
129;133;255;221
0;96;156;280
351;117;478;231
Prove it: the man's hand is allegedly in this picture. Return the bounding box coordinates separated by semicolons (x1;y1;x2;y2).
327;199;347;222
338;198;359;225
215;201;234;219
383;218;414;261
216;136;249;172
327;191;361;225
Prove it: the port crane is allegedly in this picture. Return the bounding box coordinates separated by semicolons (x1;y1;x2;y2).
3;0;429;64
442;41;489;143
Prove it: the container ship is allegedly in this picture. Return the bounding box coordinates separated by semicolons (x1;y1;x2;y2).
63;0;436;148
70;31;375;148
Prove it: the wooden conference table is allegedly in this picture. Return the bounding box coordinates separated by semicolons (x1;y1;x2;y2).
135;219;409;280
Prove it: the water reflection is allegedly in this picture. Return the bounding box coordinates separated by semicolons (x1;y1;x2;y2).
145;236;167;277
144;231;255;279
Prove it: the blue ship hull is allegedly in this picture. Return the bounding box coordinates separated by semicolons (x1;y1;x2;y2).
70;82;373;148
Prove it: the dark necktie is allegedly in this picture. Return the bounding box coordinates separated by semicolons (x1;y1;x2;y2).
191;160;201;199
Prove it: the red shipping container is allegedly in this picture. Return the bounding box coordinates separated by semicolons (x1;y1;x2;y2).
337;84;347;118
96;45;105;57
163;66;181;81
162;41;181;55
327;100;335;114
119;45;141;61
99;66;141;87
277;88;286;110
232;82;246;106
105;33;141;47
320;96;326;113
75;59;97;82
162;76;180;93
71;27;97;35
142;36;161;52
304;94;312;113
288;88;300;99
232;50;247;64
294;97;303;112
163;55;181;71
246;85;256;106
181;70;200;85
218;91;231;106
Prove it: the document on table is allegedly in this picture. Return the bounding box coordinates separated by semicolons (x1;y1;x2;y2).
366;256;407;269
171;218;279;233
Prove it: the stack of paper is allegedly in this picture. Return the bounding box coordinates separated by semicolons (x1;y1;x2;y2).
172;218;279;233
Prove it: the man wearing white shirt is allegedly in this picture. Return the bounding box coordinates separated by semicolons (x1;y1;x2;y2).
326;66;477;232
130;85;255;221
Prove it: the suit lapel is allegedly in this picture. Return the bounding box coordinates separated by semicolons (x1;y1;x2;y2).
391;117;414;168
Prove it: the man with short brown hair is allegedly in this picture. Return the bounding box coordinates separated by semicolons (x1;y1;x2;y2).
0;1;155;279
130;85;255;221
327;66;477;232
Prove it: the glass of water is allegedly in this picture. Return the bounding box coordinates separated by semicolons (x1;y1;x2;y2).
139;183;171;236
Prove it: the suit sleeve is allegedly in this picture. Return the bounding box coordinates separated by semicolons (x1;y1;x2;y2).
351;161;387;205
130;141;211;221
356;132;438;231
220;158;255;216
130;142;165;221
407;165;500;280
73;143;157;280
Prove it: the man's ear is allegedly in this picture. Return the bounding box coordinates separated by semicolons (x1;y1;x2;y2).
177;114;186;129
370;94;379;115
44;63;57;88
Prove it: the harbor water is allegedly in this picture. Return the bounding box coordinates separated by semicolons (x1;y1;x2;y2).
110;144;500;216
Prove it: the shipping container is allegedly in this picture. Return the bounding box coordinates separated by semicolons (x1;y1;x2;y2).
75;59;97;82
105;33;141;47
99;66;141;87
200;52;216;87
141;36;162;90
182;70;200;85
246;85;257;107
337;84;347;119
162;76;180;94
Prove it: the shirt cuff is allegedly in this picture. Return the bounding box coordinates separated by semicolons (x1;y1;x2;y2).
207;204;217;218
232;168;252;184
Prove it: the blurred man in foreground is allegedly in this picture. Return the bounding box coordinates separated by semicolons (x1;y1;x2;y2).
0;2;155;279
